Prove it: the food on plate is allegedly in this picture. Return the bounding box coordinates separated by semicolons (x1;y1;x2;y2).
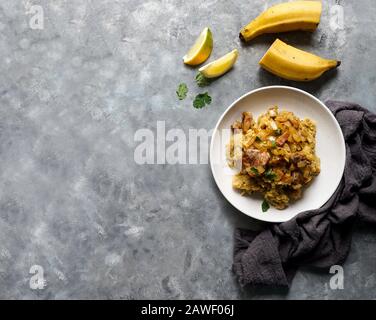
239;1;322;42
259;39;341;82
183;27;213;66
198;49;238;78
227;106;320;209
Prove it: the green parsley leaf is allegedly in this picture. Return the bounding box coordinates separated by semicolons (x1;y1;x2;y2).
264;168;277;181
271;140;277;148
251;167;259;175
195;72;213;87
203;94;212;104
193;92;212;109
274;128;282;136
262;199;270;212
176;83;188;100
193;97;205;109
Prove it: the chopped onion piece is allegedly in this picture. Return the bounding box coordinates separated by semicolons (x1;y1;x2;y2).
270;120;278;130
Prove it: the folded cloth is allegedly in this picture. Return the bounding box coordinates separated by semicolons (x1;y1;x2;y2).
233;101;376;287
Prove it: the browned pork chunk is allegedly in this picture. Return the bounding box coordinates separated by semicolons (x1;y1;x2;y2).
276;131;290;146
245;149;270;167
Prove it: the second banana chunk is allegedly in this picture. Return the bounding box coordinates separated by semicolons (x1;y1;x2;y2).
259;39;340;82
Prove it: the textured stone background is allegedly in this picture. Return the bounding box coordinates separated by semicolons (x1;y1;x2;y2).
0;0;375;299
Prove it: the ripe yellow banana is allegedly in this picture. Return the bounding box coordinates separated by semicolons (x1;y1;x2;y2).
239;1;322;42
259;39;340;82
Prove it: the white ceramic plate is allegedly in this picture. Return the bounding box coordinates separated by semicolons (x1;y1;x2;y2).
210;86;346;223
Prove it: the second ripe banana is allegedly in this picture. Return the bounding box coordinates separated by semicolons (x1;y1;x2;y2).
259;39;340;82
239;1;322;42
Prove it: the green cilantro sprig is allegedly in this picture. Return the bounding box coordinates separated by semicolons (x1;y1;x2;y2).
195;72;213;87
176;83;188;100
193;92;212;109
262;199;270;212
264;169;277;181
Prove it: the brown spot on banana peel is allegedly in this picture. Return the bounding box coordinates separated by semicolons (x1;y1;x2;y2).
336;61;341;67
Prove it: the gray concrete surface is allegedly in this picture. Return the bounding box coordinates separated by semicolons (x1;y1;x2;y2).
0;0;375;299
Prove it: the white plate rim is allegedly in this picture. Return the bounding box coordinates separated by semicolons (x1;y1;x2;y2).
209;85;346;223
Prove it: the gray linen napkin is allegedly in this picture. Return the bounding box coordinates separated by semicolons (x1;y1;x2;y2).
233;101;376;287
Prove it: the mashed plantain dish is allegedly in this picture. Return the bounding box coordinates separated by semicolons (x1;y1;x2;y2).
227;106;320;210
